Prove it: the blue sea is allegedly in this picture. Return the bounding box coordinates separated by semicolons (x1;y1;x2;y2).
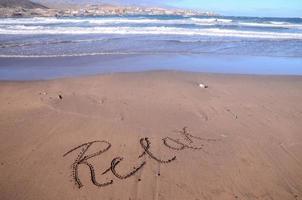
0;15;302;79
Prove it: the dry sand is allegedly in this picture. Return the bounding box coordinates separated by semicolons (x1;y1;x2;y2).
0;71;302;200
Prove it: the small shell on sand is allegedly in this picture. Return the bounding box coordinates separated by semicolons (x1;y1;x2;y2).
199;83;208;88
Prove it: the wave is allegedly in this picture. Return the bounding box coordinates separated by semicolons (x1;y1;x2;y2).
0;17;79;24
238;22;302;29
0;38;114;49
1;26;302;39
0;17;183;24
0;17;215;26
0;52;142;58
0;17;232;25
0;51;206;58
6;25;45;30
190;18;233;23
270;21;288;25
1;17;301;30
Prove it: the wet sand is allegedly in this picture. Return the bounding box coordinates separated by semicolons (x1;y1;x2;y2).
1;54;302;80
0;71;302;200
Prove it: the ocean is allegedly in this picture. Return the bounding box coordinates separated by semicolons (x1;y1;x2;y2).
0;15;302;79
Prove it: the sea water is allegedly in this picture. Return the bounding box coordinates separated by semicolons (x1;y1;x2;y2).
0;15;301;79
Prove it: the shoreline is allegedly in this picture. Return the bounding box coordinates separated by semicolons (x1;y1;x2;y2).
1;69;302;83
1;54;302;81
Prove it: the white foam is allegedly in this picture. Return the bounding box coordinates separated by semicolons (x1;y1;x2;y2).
89;18;163;24
1;17;302;39
0;26;302;39
1;17;301;30
0;52;141;58
0;17;205;26
7;25;44;30
0;17;88;24
0;17;180;25
190;18;233;23
239;22;302;29
270;21;288;25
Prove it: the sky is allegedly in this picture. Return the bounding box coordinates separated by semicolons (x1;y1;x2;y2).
166;0;302;17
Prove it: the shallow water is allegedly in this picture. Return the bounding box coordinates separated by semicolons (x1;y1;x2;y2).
0;54;301;80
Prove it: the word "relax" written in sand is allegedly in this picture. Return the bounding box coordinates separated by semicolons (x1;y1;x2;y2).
63;127;219;188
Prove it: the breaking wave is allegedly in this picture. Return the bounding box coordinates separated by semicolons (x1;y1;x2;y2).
1;26;302;39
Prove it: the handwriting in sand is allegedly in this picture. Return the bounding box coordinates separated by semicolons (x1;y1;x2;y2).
63;127;219;188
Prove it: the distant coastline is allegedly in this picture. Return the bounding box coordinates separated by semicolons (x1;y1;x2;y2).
0;3;218;18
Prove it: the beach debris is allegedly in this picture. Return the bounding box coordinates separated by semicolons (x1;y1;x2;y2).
39;91;47;95
120;114;125;121
226;108;238;119
101;97;107;104
199;83;208;89
58;94;63;100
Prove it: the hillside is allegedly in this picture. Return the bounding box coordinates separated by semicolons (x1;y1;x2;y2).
33;0;162;7
0;0;47;9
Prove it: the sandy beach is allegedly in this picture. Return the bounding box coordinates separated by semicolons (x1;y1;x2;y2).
0;71;301;200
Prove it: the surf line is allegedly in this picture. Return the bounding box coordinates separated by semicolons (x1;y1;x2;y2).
63;127;219;188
